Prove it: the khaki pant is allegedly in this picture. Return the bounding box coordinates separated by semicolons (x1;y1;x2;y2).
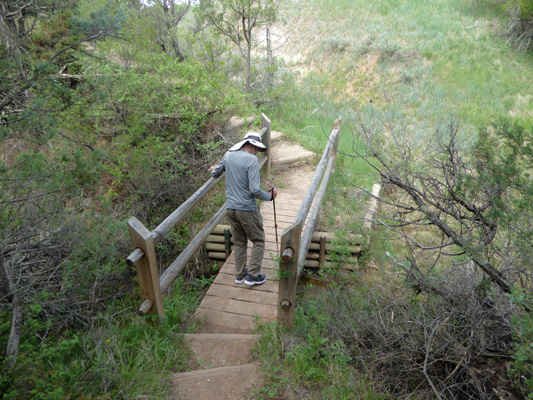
227;208;265;278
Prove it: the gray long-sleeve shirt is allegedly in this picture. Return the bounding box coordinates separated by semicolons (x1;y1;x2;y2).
211;150;271;211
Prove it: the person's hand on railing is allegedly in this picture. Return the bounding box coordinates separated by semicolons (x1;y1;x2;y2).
208;165;217;172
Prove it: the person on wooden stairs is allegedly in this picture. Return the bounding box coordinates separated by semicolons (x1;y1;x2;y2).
209;132;278;286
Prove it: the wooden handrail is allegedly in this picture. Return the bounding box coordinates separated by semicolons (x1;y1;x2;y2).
297;130;340;275
126;122;270;263
277;117;342;328
138;204;228;315
127;114;272;318
294;131;335;224
297;118;342;273
152;175;225;243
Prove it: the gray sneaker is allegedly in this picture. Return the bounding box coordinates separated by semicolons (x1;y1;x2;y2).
244;274;266;286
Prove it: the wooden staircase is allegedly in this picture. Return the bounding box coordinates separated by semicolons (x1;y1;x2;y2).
169;191;304;399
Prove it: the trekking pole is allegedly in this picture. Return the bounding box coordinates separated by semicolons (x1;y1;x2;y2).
271;187;279;255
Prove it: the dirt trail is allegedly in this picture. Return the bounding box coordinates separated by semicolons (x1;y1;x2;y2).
270;130;316;191
169;131;316;400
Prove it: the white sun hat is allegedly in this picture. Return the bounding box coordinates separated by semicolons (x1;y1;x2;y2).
229;132;267;152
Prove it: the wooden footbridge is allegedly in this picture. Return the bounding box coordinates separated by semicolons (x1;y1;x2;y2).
194;190;305;334
126;115;350;399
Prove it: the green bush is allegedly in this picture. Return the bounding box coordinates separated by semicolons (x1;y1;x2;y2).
504;0;533;20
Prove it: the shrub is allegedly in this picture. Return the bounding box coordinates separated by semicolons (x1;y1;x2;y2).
0;277;202;399
296;274;519;399
503;0;533;51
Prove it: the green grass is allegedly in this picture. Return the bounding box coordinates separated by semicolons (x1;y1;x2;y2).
263;0;532;226
266;0;523;196
276;0;532;140
254;318;387;399
0;277;207;399
267;75;378;194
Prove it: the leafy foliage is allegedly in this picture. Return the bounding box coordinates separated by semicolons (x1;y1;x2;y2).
196;0;281;92
504;0;533;21
476;117;533;285
1;0;244;397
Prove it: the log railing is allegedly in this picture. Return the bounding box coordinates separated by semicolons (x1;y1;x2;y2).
126;114;272;318
277;117;342;328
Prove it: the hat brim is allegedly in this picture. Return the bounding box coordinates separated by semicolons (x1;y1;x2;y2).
229;138;267;152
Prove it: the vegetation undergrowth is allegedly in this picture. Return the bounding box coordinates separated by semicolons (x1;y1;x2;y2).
1;0;252;397
507;290;533;398
1;0;532;398
0;276;209;399
254;0;532;398
254;298;387;400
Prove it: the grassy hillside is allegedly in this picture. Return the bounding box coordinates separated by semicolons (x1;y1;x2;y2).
276;0;532;126
265;0;531;236
257;0;532;398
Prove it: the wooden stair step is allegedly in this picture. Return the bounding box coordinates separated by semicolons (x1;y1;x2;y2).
170;363;262;400
193;308;259;334
205;283;278;305
184;333;259;369
199;295;277;319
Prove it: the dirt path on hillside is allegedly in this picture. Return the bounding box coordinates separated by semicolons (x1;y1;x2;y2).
269;130;316;192
170;131;318;400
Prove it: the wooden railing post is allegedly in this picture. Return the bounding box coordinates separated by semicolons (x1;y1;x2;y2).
318;236;326;268
224;228;231;259
332;116;342;151
261;113;272;178
277;221;302;329
128;217;165;319
277;116;342;327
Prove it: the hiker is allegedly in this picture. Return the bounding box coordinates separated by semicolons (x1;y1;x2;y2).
209;132;277;286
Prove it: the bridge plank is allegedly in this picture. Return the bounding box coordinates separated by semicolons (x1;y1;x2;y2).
219;265;278;278
194;189;310;332
200;295;277;319
206;283;278;305
221;256;277;272
211;272;279;292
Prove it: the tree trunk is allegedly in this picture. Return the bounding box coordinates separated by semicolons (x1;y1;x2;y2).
266;22;273;88
172;39;185;62
265;0;273;89
1;260;23;371
1;1;18;48
18;3;26;38
246;44;251;93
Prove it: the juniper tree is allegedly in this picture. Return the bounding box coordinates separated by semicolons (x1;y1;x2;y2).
350;108;532;295
141;0;192;60
0;0;125;370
